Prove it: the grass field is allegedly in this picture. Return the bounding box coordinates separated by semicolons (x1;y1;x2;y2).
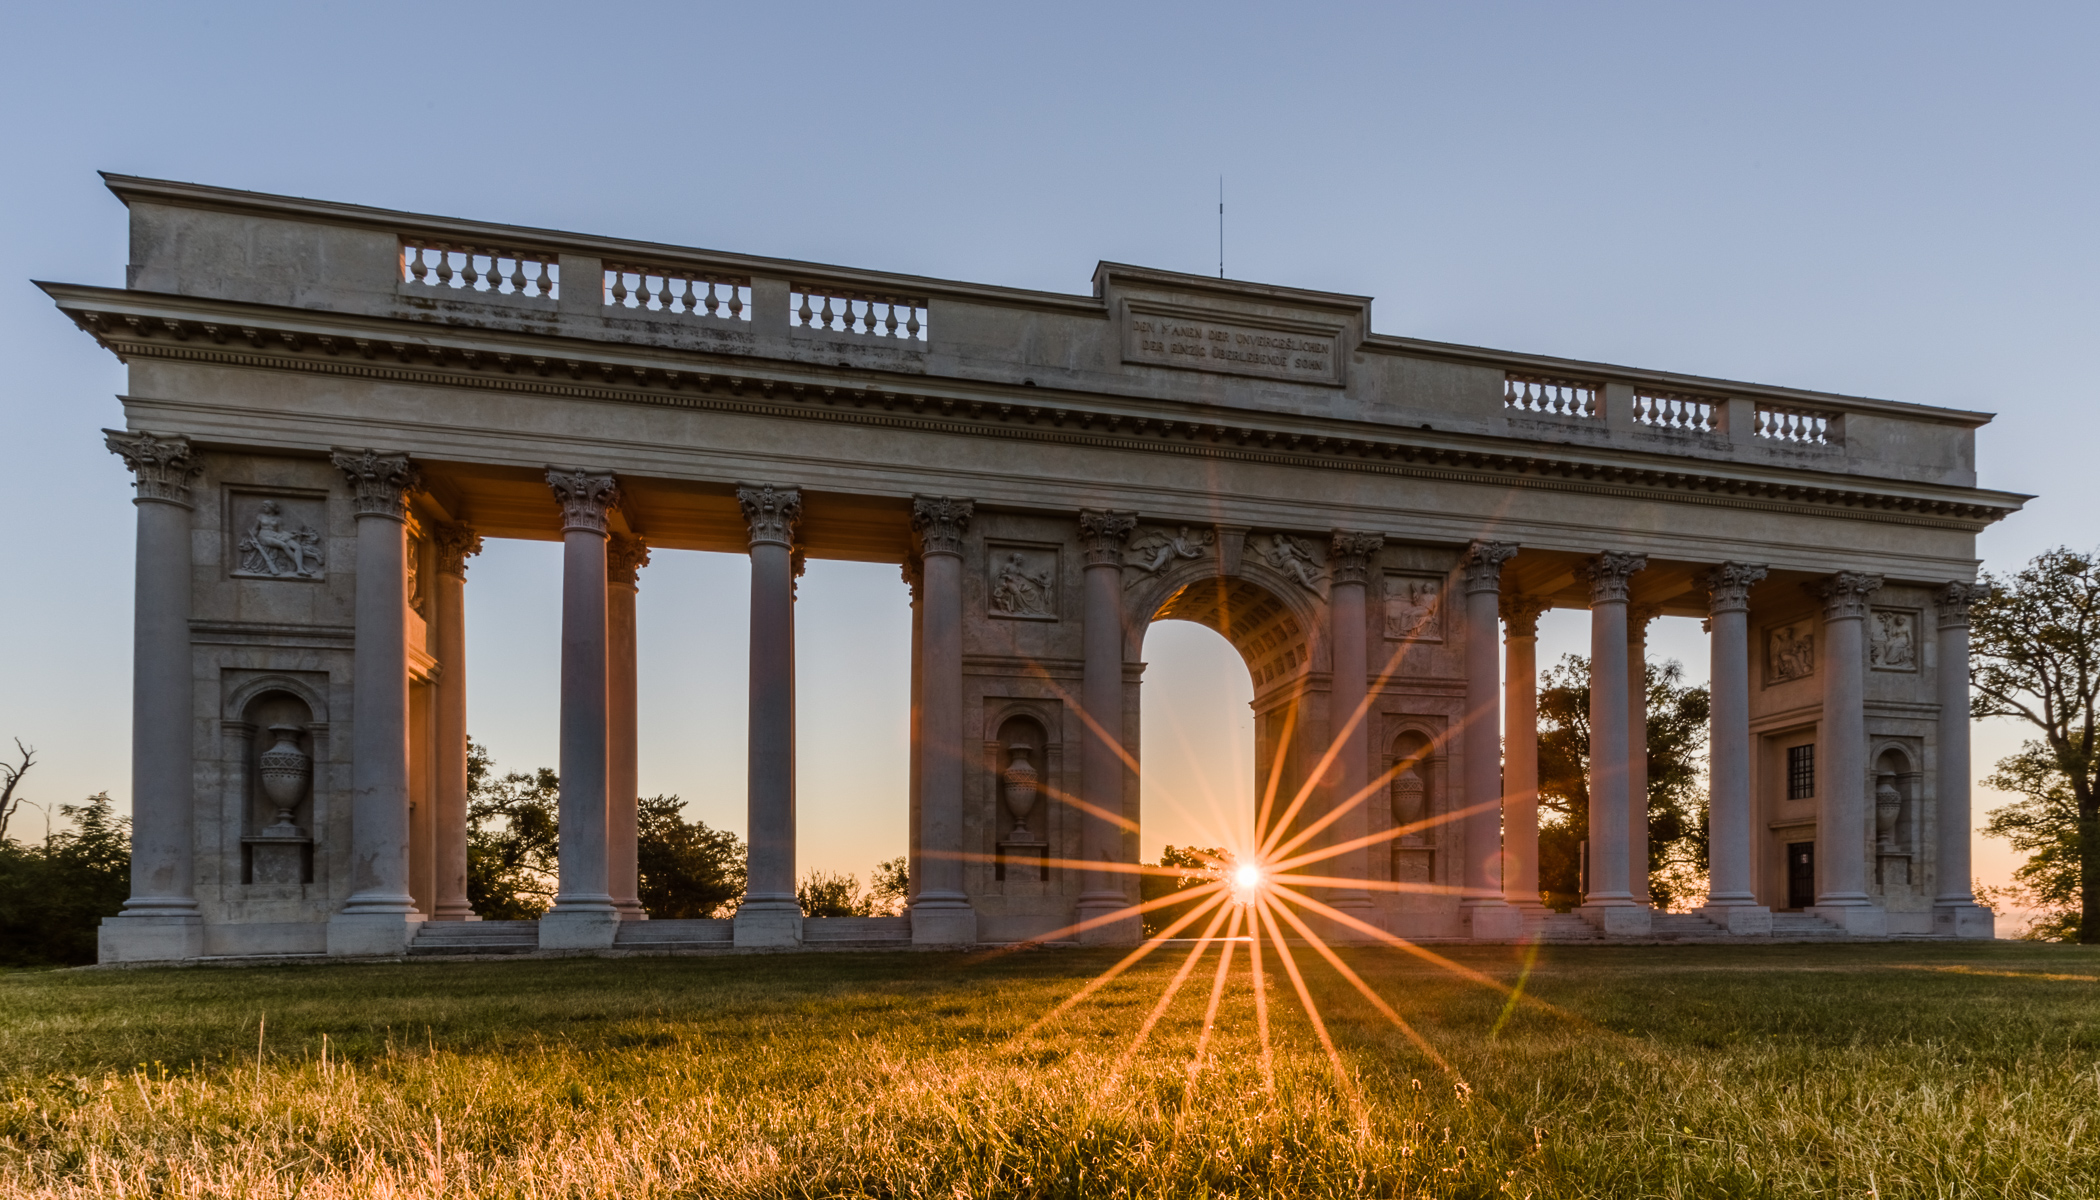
0;940;2095;1198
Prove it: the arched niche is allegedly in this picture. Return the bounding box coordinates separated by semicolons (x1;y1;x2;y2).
986;705;1056;883
1873;742;1920;855
237;687;318;886
1386;726;1444;891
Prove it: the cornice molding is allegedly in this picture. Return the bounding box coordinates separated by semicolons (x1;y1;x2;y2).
55;292;2024;535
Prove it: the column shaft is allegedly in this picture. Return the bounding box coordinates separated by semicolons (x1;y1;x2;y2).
1933;583;1991;937
1459;542;1521;938
1327;532;1382;919
432;543;475;921
745;539;797;902
607;553;642;920
1501;598;1547;909
1699;564;1770;933
1627;611;1652;903
1811;572;1884;932
1579;552;1647;935
127;496;200;916
904;561;924;904
910;496;976;944
542;470;621;947
1076;510;1137;942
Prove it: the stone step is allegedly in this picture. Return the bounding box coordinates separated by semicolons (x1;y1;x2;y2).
613;918;732;949
409;920;539;955
1769;913;1850;940
803;916;913;942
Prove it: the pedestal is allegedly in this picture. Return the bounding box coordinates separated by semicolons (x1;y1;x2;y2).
1696;904;1773;936
1581;904;1654;937
1934;904;1994;939
538;909;619;950
910;900;979;946
1461;902;1524;941
97;914;203;962
326;912;425;957
733;901;803;948
1808;904;1887;936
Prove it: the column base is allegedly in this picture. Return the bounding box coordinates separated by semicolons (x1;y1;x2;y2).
326;911;426;957
614;901;649;921
1461;902;1525;941
97;913;203;963
910;900;978;947
733;901;803;948
1696;904;1773;936
539;907;620;949
431;902;480;923
1579;903;1654;938
1808;903;1887;936
1933;903;1995;939
1074;896;1141;946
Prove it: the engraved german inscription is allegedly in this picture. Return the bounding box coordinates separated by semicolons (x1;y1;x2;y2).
1122;303;1344;386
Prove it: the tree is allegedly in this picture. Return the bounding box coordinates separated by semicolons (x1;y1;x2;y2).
1534;655;1711;911
1977;740;2081;940
637;793;745;918
465;742;560;920
1140;844;1225;936
1968;548;2100;944
0;740;34;843
0;792;130;966
868;856;909;916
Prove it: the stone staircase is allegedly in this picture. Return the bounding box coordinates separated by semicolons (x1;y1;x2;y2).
1517;909;1852;944
409;920;540;956
612;918;732;952
1525;912;1604;942
1769;912;1850;941
802;916;913;949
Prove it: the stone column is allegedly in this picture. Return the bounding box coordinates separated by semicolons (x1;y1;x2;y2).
1579;551;1650;936
1325;532;1383;927
1626;604;1659;904
541;469;622;949
1072;510;1139;944
734;485;804;947
1698;563;1772;934
903;559;924;905
99;431;205;962
326;449;427;955
430;524;480;922
911;496;978;945
1459;541;1523;940
607;534;650;921
1809;571;1887;935
1500;595;1550;912
1933;582;1993;937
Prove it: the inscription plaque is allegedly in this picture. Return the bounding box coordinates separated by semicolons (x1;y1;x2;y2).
1122;301;1345;386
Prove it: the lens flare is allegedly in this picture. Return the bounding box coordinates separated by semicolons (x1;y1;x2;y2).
1231;862;1264;898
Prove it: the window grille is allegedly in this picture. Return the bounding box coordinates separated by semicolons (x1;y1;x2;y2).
1787;744;1815;799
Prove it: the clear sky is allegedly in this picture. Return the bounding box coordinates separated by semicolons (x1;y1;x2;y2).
3;3;2092;928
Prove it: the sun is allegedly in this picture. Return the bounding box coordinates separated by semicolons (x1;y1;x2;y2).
1230;862;1265;900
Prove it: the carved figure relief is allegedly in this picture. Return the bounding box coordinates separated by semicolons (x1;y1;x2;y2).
1124;525;1213;580
233;497;325;580
1256;533;1324;592
1383;574;1444;642
1767;618;1816;684
987;546;1057;620
1869;609;1918;671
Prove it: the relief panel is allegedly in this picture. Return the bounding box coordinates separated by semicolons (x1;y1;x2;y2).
985;543;1059;621
227;491;328;581
1765;617;1816;686
1382;574;1444;643
1869;608;1919;672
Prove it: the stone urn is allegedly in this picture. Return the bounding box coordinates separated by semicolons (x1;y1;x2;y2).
257;725;310;836
1003;745;1040;839
1874;772;1903;851
1392;765;1426;845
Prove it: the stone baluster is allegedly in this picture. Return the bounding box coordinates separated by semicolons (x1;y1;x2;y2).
100;431;205;961
1579;551;1651;936
1933;582;1993;937
1809;571;1887;935
1627;603;1661;905
1698;562;1772;933
607;534;650;921
1500;595;1551;911
431;522;482;921
735;485;804;947
1460;541;1524;940
911;496;978;945
1074;509;1139;944
541;469;622;948
1326;531;1384;927
326;449;427;955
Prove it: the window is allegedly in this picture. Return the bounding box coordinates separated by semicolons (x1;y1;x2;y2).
1787;744;1815;799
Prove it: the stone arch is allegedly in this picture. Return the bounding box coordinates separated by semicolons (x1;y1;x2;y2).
1130;556;1328;689
225;672;330;723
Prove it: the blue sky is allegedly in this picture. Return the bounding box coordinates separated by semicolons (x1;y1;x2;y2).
3;3;2092;917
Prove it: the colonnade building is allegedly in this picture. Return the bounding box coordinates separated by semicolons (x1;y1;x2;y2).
45;175;2021;961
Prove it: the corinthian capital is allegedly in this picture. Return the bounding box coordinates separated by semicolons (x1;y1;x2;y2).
104;429;203;507
1938;580;1984;628
1077;509;1139;566
433;522;483;578
736;484;802;549
1704;562;1768;615
912;495;975;558
1500;593;1550;638
331;449;422;520
547;469;620;535
1813;571;1883;621
607;534;651;588
1328;531;1385;586
1461;541;1519;595
1578;551;1647;605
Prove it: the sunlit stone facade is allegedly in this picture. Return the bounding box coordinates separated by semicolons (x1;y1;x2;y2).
49;175;2019;960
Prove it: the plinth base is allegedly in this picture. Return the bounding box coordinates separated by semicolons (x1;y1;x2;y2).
326;911;425;957
1933;903;1995;939
1580;904;1654;938
539;908;619;949
1808;904;1887;936
98;914;203;963
733;904;803;948
1461;902;1525;941
1697;905;1773;936
910;903;978;947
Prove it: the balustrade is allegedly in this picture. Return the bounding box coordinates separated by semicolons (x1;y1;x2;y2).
1503;372;1599;419
604;264;750;320
401;240;559;299
1633;387;1721;433
1755;403;1835;445
791;284;928;341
